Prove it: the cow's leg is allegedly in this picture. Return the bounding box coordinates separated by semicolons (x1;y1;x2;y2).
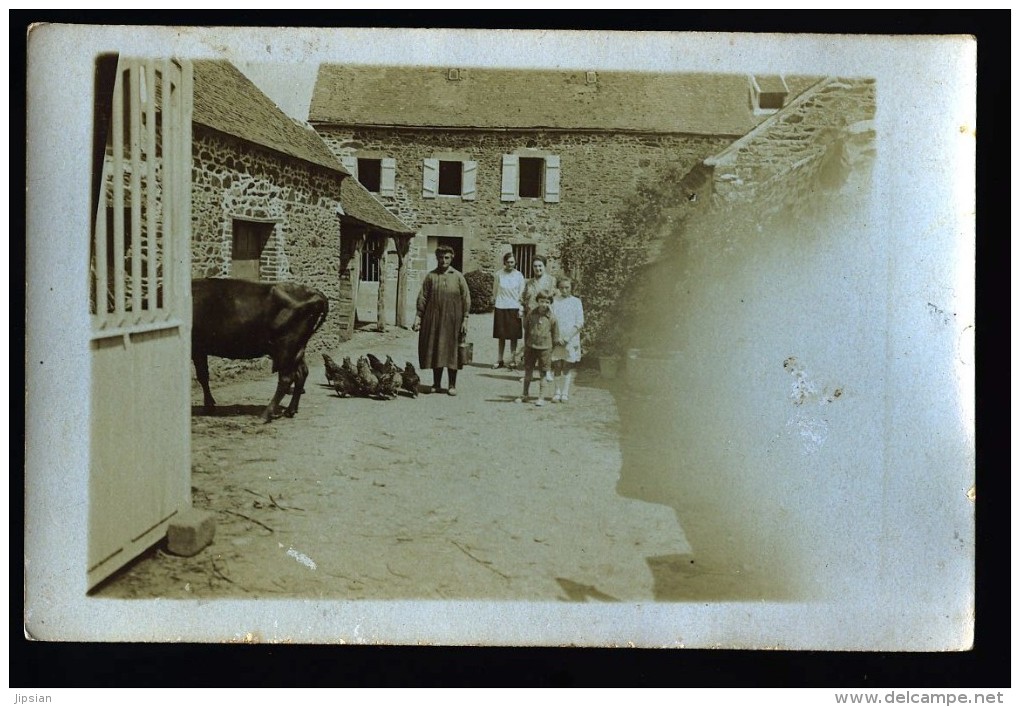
261;372;291;423
194;353;216;409
284;357;309;418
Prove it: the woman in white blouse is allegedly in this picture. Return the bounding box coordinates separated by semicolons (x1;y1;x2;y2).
491;252;526;370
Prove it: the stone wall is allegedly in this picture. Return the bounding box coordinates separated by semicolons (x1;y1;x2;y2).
571;77;878;355
705;77;877;220
191;128;346;354
315;127;731;282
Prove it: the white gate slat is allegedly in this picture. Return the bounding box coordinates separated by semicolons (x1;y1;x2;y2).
129;62;143;318
178;60;193;313
144;62;158;315
161;59;175;311
94;163;109;320
111;65;126;323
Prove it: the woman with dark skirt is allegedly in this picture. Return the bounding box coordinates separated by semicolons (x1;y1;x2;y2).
413;245;471;396
491;252;525;370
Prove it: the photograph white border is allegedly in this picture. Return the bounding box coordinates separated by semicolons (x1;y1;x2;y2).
24;25;976;649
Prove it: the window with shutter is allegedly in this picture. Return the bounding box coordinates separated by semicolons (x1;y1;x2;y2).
422;158;439;198
437;160;463;196
518;157;543;198
544;154;560;203
426;156;476;200
357;158;382;192
340;155;358;179
503;153;561;203
501;154;519;202
462;160;477;201
380;157;396;197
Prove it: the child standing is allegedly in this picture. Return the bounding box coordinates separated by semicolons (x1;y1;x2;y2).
516;290;559;407
550;276;585;403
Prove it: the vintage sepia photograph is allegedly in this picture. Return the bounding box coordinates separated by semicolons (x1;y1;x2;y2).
25;26;976;649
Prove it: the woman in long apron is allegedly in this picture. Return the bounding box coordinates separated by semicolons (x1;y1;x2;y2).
413;245;471;396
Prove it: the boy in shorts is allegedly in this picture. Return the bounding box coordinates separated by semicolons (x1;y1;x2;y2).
516;290;560;407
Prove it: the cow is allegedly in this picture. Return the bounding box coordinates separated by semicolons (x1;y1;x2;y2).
191;278;329;423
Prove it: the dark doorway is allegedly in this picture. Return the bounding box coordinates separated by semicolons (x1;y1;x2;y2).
437;236;464;273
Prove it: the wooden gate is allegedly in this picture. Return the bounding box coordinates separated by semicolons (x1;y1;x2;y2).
88;57;193;589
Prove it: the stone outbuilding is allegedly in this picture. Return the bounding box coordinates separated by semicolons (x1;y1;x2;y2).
190;60;413;348
307;66;819;293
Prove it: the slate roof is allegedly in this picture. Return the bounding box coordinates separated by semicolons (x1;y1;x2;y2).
192;60;350;176
339;176;416;236
309;66;822;137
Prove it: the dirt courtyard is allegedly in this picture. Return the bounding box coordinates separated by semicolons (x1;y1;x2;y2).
94;314;777;603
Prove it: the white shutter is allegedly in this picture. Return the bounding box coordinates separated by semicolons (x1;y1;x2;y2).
462;160;478;201
422;158;439;199
380;157;396;197
544;154;560;203
341;156;358;179
501;154;519;202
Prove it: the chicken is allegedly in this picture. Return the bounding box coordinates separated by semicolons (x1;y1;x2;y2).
366;353;387;376
401;362;421;398
341;355;357;380
363;354;402;399
355;356;379;397
323;353;357;398
376;367;403;399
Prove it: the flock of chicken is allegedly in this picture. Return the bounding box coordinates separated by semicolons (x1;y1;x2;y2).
322;353;421;400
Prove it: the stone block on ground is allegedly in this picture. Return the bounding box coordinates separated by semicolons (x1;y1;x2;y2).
166;508;216;557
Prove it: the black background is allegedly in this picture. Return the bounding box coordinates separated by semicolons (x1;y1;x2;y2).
11;10;1008;688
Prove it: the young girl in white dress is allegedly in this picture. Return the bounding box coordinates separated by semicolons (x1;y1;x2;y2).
550;276;585;403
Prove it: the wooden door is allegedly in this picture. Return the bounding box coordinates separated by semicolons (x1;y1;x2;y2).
231;220;273;281
88;57;193;589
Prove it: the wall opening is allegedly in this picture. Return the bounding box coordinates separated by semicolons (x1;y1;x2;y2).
231;219;273;281
357;157;382;192
438;160;463;196
512;243;537;279
518;157;544;199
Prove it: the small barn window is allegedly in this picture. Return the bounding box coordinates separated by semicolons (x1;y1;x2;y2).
232;220;273;281
512;243;536;279
750;75;789;114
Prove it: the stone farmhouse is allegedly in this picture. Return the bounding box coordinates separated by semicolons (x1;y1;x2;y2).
190;60;413;350
307;66;825;322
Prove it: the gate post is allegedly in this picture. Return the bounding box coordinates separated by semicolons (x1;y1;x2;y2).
394;235;412;328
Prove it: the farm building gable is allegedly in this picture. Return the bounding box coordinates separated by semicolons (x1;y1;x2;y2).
193;60;350;176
